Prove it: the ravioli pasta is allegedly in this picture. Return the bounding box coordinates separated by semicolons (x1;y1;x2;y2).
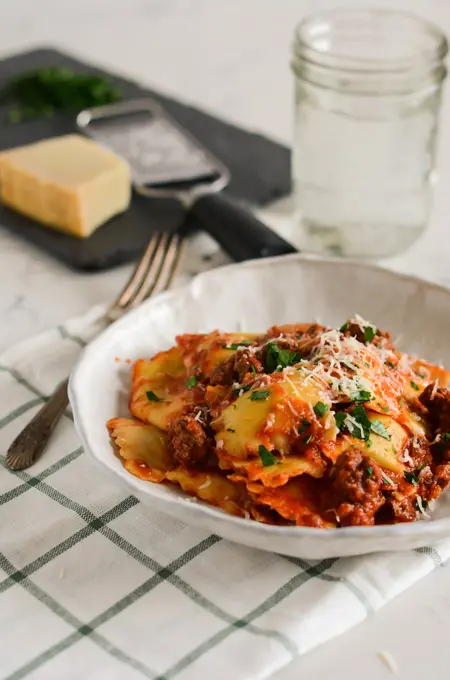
107;317;450;528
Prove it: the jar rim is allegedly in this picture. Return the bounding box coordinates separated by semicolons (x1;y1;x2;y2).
293;8;448;74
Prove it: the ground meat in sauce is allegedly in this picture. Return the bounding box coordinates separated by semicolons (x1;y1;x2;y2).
167;414;209;466
210;349;263;386
420;384;450;434
325;450;385;526
341;322;395;351
386;491;416;523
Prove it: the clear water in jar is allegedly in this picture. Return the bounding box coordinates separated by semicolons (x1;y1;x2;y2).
292;88;441;258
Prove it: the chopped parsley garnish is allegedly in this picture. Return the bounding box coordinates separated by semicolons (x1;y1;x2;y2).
186;376;197;389
367;440;373;448
313;401;329;418
385;360;396;369
258;445;278;467
227;428;236;433
232;383;252;396
383;475;395;486
299;418;311;433
366;466;373;478
146;390;161;402
404;471;419;485
265;342;301;373
250;389;270;401
415;497;428;512
342;360;358;371
370;419;391;440
250;364;257;375
351;389;372;403
339;322;349;332
415;372;426;379
442;433;450;441
305;434;312;445
410;381;420;391
335;404;372;441
223;340;252;350
363;325;376;343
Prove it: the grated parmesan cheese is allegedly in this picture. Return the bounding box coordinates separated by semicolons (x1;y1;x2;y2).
378;650;399;674
430;379;439;400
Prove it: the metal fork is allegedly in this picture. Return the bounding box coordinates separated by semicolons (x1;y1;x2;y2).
6;230;185;472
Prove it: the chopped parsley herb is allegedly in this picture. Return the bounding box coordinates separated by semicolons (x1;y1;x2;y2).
415;371;426;379
250;389;270;401
186;376;197;389
258;444;278;467
366;466;373;478
363;325;376;343
342;360;358;371
305;434;312;445
223;340;252;350
365;362;371;368
250;364;257;375
265;342;301;373
335;405;371;441
385;360;396;369
383;475;395;486
367;439;373;448
227;428;236;433
415;497;428;512
404;471;419;485
313;401;329;418
410;381;420;391
146;390;161;402
442;433;450;441
232;404;237;410
299;418;311;434
232;383;252;396
351;389;372;403
370;419;391;440
339;322;349;332
379;405;390;413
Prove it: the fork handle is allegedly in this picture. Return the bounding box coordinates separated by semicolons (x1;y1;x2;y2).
6;379;69;471
190;191;297;261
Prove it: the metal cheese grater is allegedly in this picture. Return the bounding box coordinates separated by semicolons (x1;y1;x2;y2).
77;99;296;262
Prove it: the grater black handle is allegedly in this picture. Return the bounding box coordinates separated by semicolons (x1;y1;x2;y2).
190;192;297;262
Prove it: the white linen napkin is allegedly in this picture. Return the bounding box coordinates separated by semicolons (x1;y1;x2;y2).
1;307;448;680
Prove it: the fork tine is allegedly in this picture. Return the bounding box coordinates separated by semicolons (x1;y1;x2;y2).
113;231;163;310
130;232;184;308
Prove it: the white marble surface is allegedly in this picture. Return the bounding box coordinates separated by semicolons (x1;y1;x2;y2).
2;0;450;677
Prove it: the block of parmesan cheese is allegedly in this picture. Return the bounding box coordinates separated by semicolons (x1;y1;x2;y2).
0;134;131;238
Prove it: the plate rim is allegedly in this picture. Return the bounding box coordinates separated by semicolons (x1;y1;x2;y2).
69;253;450;545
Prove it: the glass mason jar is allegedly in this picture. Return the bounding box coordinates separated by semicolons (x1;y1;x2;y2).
291;9;448;258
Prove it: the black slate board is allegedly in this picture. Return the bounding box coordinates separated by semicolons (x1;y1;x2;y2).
0;48;291;271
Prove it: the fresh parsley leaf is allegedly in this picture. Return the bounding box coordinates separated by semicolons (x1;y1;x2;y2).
363;326;376;343
351;389;372;403
366;466;373;478
383;475;395;486
404;471;419;485
186;376;197;389
265;342;301;373
305;434;312;445
442;433;450;441
313;401;329;418
334;412;347;430
410;381;420;391
250;389;270;401
250;364;257;375
227;428;236;433
335;405;371;441
146;390;161;402
298;418;311;433
367;439;373;448
339;322;349;332
415;497;428;512
370;419;391;440
258;445;278;467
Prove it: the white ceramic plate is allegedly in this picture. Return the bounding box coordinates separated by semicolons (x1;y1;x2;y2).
69;254;450;558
